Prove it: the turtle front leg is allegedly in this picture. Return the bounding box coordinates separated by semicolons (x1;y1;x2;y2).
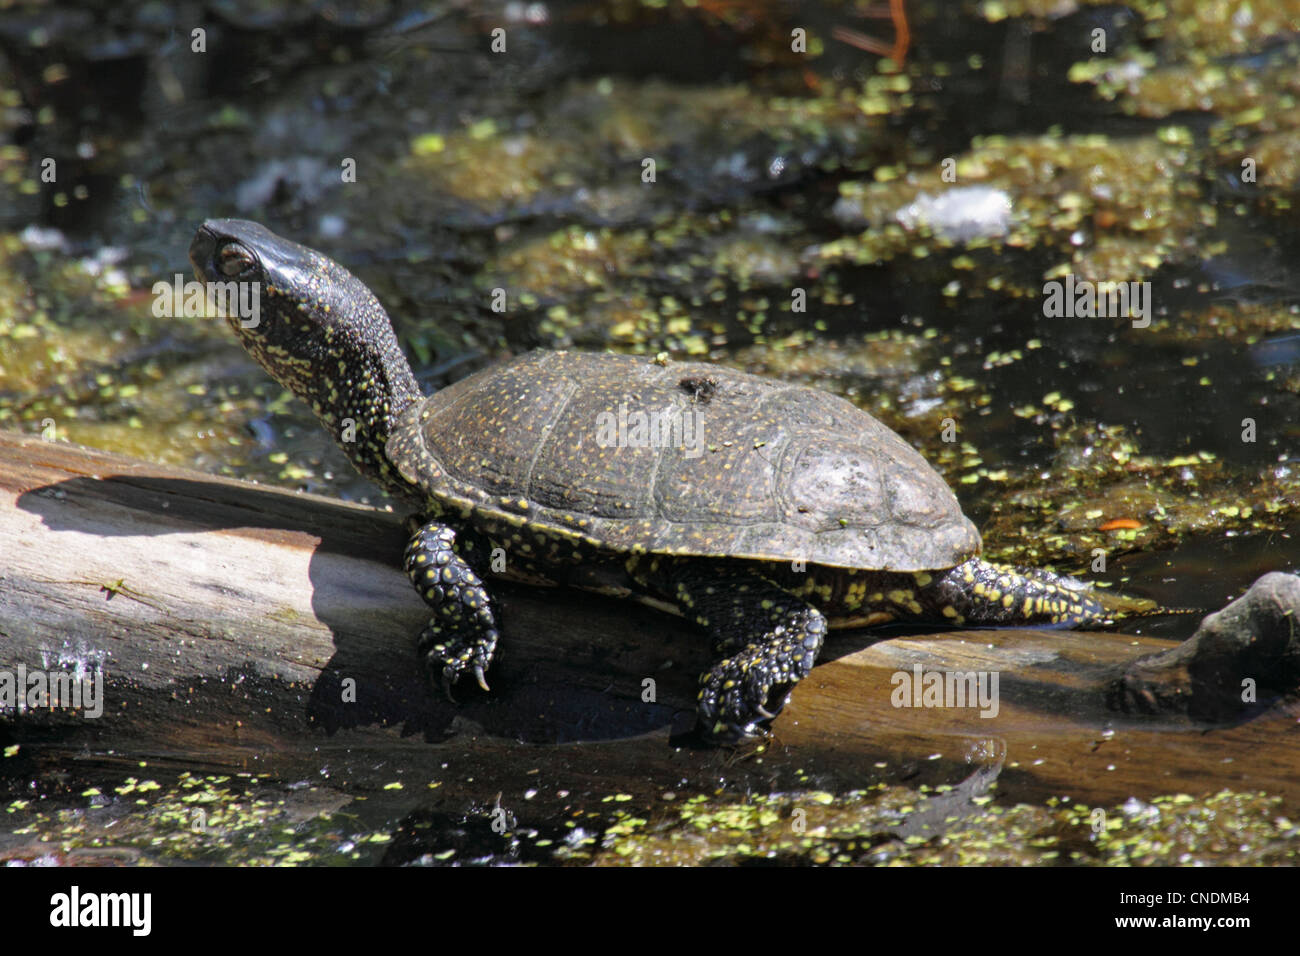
633;559;827;742
403;519;500;699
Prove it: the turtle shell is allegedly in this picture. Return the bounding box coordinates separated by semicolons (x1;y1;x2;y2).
386;350;981;572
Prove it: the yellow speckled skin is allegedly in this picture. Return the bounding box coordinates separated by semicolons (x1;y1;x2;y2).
192;220;1125;742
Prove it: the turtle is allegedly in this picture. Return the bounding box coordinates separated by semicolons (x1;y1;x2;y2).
189;218;1140;742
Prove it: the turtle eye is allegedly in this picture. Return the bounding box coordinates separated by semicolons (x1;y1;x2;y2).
217;242;255;278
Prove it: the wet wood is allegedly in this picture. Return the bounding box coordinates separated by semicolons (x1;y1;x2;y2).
2;429;1297;808
785;631;1300;807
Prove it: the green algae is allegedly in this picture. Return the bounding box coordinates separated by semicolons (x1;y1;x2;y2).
819;132;1206;287
590;785;1299;866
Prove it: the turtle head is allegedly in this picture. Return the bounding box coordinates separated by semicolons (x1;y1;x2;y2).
189;219;423;496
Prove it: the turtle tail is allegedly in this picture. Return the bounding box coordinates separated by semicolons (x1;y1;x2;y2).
921;557;1166;628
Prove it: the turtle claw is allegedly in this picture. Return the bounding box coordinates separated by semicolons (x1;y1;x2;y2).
425;642;494;703
441;671;459;704
697;717;767;746
436;658;491;701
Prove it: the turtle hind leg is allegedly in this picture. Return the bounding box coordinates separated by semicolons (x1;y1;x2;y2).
919;557;1140;627
403;519;500;698
633;558;827;742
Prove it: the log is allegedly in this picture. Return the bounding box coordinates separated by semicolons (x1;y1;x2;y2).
2;429;1297;808
0;429;701;745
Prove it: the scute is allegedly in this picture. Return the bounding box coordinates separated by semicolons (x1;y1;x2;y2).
387;350;981;571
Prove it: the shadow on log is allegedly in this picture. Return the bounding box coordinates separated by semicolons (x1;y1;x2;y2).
0;431;699;744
